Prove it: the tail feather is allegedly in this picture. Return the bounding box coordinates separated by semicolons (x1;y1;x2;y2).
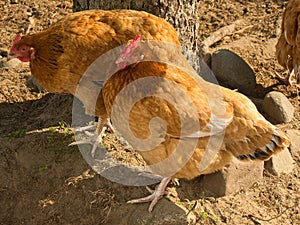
236;129;290;161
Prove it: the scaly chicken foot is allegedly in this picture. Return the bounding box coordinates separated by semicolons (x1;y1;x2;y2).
127;177;172;212
98;117;116;138
275;70;300;90
74;124;97;132
69;118;115;157
285;69;300;88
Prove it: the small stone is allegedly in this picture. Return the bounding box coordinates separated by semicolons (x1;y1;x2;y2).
262;91;294;123
264;148;295;176
0;60;4;68
211;49;257;94
0;48;8;58
4;58;21;68
286;130;300;159
201;158;264;196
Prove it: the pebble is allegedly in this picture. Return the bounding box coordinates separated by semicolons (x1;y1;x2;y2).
286;130;300;160
211;49;257;94
4;58;21;68
262;91;295;123
264;148;295;176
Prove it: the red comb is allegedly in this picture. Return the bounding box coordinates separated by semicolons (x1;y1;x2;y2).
120;35;142;58
10;34;22;53
116;35;142;69
14;34;22;43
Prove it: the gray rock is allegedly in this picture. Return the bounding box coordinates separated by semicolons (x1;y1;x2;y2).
265;148;295;176
286;130;300;160
0;60;4;68
211;49;257;93
5;58;21;68
201;158;264;197
262;91;294;123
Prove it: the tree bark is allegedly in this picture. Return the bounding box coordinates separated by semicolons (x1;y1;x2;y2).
72;0;199;54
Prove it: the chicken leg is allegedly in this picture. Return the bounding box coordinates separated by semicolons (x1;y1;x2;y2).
275;69;300;90
127;177;172;212
289;69;300;90
69;117;115;157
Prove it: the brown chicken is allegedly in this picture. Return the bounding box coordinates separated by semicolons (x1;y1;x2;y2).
276;0;300;89
9;9;291;213
8;9;181;152
83;39;290;212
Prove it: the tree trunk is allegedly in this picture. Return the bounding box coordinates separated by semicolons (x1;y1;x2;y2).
72;0;199;54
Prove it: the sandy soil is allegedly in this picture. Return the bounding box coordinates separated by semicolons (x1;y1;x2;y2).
0;0;299;224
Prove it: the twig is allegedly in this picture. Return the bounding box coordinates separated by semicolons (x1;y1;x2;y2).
234;25;253;35
201;19;243;48
199;19;246;65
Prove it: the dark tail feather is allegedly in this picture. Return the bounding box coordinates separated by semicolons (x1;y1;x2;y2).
236;129;291;161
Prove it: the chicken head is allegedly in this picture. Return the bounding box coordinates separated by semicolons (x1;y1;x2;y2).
9;34;35;62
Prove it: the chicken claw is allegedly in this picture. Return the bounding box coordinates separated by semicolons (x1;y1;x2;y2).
98;117;115;138
127;177;171;212
288;69;300;90
69;118;115;157
275;70;300;90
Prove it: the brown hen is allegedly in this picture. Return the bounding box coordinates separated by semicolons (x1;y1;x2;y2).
276;0;300;89
9;9;181;151
85;40;291;212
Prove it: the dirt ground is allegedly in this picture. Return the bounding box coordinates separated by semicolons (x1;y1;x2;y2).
0;0;299;224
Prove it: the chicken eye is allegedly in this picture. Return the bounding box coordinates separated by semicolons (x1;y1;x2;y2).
21;47;26;52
